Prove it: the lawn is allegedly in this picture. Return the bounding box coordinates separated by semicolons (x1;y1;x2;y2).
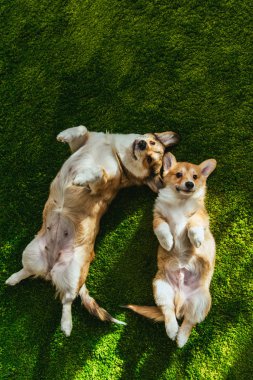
0;0;252;379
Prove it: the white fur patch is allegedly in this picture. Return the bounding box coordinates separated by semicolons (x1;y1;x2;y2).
154;222;174;251
177;330;189;348
165;318;179;340
153;278;175;306
5;269;31;286
61;302;72;336
188;226;205;248
72;167;103;187
57;125;88;143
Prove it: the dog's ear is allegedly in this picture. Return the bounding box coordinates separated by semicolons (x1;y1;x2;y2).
146;176;164;193
154;131;180;147
199;159;217;177
163;152;177;177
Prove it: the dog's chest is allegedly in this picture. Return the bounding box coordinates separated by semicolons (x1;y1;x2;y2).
164;207;188;239
162;201;196;253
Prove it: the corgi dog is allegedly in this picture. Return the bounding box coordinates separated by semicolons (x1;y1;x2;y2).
127;152;217;347
6;125;179;336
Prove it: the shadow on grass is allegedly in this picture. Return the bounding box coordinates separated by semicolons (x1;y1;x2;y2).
85;187;252;379
2;180;252;379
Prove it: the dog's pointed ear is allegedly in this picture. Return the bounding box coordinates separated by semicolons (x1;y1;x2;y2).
154;131;180;148
146;176;163;193
199;159;217;177
163;152;177;177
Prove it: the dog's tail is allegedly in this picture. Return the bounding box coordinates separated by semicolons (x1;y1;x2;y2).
125;304;164;322
79;284;126;325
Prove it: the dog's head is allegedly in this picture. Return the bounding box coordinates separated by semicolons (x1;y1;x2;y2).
161;152;217;199
122;131;179;192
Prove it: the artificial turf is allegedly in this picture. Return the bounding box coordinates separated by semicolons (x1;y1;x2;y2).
1;0;252;379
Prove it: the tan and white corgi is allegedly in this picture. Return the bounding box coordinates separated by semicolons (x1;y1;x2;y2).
127;153;217;347
6;126;179;336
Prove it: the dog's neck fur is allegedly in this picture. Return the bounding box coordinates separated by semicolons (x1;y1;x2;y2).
157;186;206;218
114;152;142;186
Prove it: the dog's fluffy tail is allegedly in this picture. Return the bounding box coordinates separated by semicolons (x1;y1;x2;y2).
125;305;164;322
79;284;126;325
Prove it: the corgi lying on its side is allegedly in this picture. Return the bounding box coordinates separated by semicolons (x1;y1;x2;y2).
127;153;217;347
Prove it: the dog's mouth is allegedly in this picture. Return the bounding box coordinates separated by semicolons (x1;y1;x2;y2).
176;186;195;194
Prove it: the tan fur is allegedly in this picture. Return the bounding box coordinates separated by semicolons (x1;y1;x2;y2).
128;153;217;347
6;126;179;336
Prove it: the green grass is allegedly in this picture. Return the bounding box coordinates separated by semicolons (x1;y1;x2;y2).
1;0;252;379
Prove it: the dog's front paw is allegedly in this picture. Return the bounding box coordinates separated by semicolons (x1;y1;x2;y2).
188;227;204;248
57;125;87;143
72;168;103;187
159;234;174;251
154;222;174;252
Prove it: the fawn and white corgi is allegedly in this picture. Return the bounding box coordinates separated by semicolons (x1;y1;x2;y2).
127;153;217;347
6;126;179;336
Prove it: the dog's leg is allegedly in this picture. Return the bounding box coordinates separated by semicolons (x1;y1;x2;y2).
153;212;174;251
187;211;208;248
5;236;48;285
5;268;32;286
72;167;108;192
51;245;87;336
57;125;88;153
177;319;195;348
188;226;205;248
61;292;74;336
153;278;178;340
177;287;211;347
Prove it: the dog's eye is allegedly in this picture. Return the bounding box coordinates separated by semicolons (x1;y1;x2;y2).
193;174;198;180
176;172;182;178
150;141;156;145
147;156;153;164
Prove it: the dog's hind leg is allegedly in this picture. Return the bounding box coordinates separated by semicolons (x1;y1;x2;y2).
57;125;88;153
50;245;87;336
176;319;195;348
5;236;48;286
60;292;75;336
153;277;178;340
176;287;211;347
5;268;32;286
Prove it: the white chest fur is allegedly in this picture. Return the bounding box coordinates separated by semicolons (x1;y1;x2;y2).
157;189;198;236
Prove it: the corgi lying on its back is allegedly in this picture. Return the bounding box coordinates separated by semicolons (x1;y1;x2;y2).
127;153;217;347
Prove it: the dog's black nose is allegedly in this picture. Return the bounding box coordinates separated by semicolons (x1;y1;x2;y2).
185;181;194;189
138;140;147;150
